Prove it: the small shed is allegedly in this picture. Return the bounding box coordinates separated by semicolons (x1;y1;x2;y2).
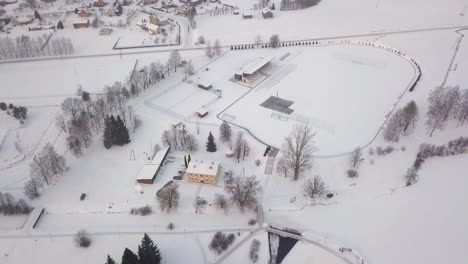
72;18;89;29
197;107;208;118
197;81;212;90
242;12;253;19
262;8;273;18
225;150;234;158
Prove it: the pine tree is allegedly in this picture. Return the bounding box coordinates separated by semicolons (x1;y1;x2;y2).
138;233;162;264
115;115;130;146
106;255;117;264
103;116;113;149
121;248;138;264
184;155;188;168
57;21;64;29
188;154;191;164
34;10;42;20
206;132;217;152
109;115;118;144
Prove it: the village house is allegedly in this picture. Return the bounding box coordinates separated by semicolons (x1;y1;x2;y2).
78;10;92;17
234;57;274;83
196;107;208;118
72;18;89;29
186;160;221;184
242;12;253;19
197;80;212;90
262;8;273;18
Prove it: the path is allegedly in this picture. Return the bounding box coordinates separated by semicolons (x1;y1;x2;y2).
1;25;468;64
441;28;468;86
264;147;279;175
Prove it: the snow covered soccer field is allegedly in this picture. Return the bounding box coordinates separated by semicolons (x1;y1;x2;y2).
220;44;415;155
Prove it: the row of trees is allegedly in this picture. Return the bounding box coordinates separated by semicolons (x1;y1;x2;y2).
156;174;260;214
161;124;199;152
406;137;468;186
0;192;32;215
384;101;418;142
103;115;131;149
280;0;321;10
0;35;74;60
25;143;66;199
106;233;162;264
426;86;468;136
0;102;27;121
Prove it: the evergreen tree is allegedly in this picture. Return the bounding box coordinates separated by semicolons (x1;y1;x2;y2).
121;248;138;264
57;21;64;29
138;233;162;264
34;10;42;20
103;116;113;149
106;255;117;264
188;154;191;164
109;115;118;145
115;115;130;146
206;132;217;152
184;155;188;168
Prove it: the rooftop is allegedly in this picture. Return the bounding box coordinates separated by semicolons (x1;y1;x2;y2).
241;57;274;75
186;160;220;176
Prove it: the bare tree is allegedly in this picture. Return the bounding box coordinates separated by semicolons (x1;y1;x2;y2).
24;178;42;199
55;114;68;133
205;41;214;58
168;50;182;72
156;183;180;213
193;196;208;213
219;121;232;144
213;193;229;213
186;134;199;152
43;143;66;176
458;89;468;126
254;35;263;47
383;110;404;142
279;124;317;180
269;34;280;48
405;167;419;186
67;135;82;157
401;101;418;133
184;59;195;77
213;39;222;56
225;176;260;212
303;175;327;199
349;147;363;169
30;153;52;186
61;97;83;120
426;86;456;136
249;239;261;263
233;132;244;162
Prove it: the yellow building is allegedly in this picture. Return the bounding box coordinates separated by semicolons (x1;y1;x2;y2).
186;160;220;184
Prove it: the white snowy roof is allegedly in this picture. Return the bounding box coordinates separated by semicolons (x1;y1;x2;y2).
186;160;220;176
198;80;212;88
241;57;274;75
197;107;208;115
136;164;161;181
150;146;170;165
243;12;252;16
136;146;170;181
262;8;271;14
146;22;159;32
72;18;89;24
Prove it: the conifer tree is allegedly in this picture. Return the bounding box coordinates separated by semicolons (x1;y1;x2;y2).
106;255;117;264
188;154;191;164
121;248;138;264
184;155;188;168
103;116;113;149
115;115;130;145
206;132;217;152
138;233;162;264
109;115;118;144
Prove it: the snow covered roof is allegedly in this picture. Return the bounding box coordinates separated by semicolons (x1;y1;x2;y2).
241;57;274;75
72;18;89;24
262;8;271;14
136;146;170;181
198;80;212;88
243;12;252;16
186;160;220;176
146;22;159;32
197;107;208;115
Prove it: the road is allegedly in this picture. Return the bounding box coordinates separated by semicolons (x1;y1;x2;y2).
1;24;467;64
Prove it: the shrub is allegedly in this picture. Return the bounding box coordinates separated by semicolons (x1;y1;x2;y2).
248;218;257;226
0;102;6;110
129;205;152;216
167;222;175;230
74;229;92;248
346;169;359;178
255;159;261;167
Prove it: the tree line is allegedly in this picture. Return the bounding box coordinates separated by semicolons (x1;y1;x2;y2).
0;192;33;215
0;34;74;60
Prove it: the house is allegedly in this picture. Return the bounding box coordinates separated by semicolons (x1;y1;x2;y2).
145;22;159;34
136;146;170;184
262;8;273;18
233;10;239;15
72;18;89;29
234;57;274;82
104;8;115;17
78;10;91;17
197;81;212;90
196;107;208;118
143;0;156;5
242;12;253;19
12;16;34;26
99;27;113;35
93;0;107;7
186;160;221;184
